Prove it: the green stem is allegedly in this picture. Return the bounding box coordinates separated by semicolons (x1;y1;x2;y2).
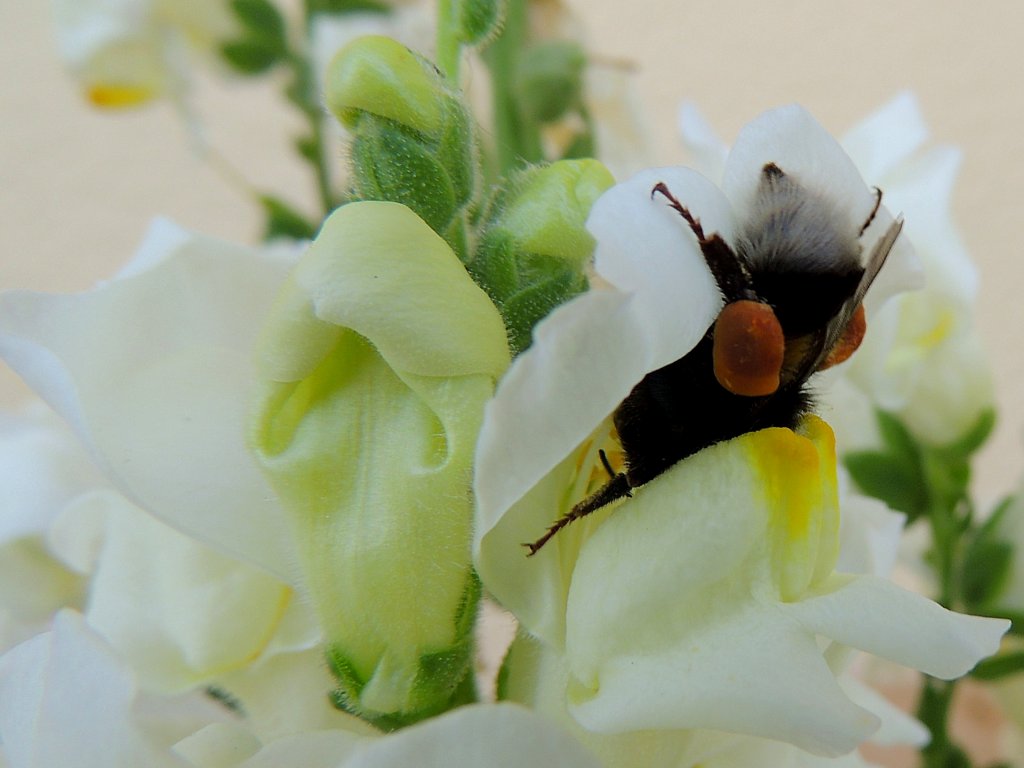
436;0;462;82
918;677;968;768
916;455;974;767
483;0;542;175
286;7;339;218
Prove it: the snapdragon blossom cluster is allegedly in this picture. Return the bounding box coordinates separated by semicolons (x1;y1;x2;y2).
0;1;1019;767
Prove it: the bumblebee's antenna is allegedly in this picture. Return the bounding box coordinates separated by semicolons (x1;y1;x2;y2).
859;187;883;236
651;181;755;303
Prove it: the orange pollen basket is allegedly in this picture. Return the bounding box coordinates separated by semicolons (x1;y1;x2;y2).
819;304;866;370
712;300;785;397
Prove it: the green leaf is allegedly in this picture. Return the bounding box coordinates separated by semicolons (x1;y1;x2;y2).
220;39;285;74
942;407;997;459
561;130;595;160
990;609;1024;636
230;0;287;44
921;448;971;516
875;409;921;464
259;196;319;240
294;135;319;164
960;537;1013;609
514;41;586;123
306;0;388;14
970;651;1024;680
844;450;928;520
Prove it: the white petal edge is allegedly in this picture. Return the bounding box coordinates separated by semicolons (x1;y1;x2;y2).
842;91;929;183
783;575;1009;679
0;221;299;582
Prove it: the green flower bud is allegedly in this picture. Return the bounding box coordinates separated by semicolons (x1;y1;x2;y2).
453;0;505;46
250;201;510;728
515;41;586;123
325;36;444;134
471;158;614;353
325;36;477;252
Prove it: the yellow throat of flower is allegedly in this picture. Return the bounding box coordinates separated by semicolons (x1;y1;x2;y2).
746;415;841;602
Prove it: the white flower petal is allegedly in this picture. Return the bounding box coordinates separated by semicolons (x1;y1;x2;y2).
568;604;879;756
237;731;365;768
0;222;299;581
838;675;929;747
214;649;370;744
561;436;879;756
722;104;874;230
46;489;110;575
835;488;906;578
583;62;656;181
842;92;929;182
84;495;296;694
475;168;729;641
343;704;603;768
53;0;151;68
475;290;646;643
677;101;728;183
0;611;185;768
114;217;194;279
589;166;732;309
783;575;1009;679
0;405;100;544
172;722;262;768
722;104;922;311
880;146;976;304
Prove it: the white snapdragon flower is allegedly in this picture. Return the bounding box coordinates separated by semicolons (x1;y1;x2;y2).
474;105;1008;756
0;218;300;578
0;404;98;650
500;483;929;768
0;201;510;729
681;93;993;447
0;223;341;716
0;612;605;768
52;0;236;108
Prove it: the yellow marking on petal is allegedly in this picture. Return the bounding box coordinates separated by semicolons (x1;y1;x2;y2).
798;416;841;587
746;415;839;601
87;84;156;108
888;306;955;371
915;307;955;350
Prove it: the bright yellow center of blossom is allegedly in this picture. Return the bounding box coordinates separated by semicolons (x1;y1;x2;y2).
87;84;156;108
746;415;840;601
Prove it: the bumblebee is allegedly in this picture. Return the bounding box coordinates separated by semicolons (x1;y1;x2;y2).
526;162;903;555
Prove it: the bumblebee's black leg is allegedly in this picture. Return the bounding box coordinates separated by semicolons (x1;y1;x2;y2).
524;473;633;556
859;187;883;236
651;182;755;303
598;449;616;479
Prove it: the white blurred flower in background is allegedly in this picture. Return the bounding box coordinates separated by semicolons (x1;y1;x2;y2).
52;0;237;108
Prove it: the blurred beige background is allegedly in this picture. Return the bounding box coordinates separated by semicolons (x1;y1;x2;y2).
2;0;1023;506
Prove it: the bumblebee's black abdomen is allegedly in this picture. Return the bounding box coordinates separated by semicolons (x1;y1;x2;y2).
613;335;812;488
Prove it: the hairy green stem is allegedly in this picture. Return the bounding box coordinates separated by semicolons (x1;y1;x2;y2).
483;0;542;175
436;0;462;82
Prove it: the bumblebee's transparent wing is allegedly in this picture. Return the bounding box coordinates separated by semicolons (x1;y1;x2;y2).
850;215;904;310
796;215;904;381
